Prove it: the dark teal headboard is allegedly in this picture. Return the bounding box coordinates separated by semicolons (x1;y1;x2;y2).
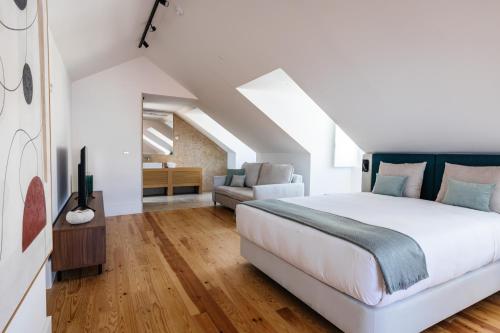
371;153;500;200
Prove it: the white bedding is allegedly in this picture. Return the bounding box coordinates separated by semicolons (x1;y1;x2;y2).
236;192;500;306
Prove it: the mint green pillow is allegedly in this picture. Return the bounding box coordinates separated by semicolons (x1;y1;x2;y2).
442;179;495;212
225;169;245;186
372;174;408;197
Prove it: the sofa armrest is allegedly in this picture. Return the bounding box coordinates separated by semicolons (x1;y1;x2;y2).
213;176;227;188
253;183;304;200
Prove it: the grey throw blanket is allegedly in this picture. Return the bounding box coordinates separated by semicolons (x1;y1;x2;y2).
242;199;429;294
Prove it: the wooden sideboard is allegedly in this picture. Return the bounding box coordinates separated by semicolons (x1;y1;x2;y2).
52;191;106;280
143;167;202;195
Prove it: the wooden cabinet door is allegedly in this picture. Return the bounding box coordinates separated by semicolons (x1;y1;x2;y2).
143;169;169;188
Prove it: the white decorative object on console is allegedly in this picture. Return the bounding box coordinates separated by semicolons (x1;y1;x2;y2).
66;209;95;225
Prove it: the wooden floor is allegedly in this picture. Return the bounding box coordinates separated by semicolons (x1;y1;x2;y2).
142;192;213;212
47;207;500;333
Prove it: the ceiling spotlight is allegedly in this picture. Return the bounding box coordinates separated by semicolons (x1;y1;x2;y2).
150;25;157;32
142;41;149;48
159;0;169;6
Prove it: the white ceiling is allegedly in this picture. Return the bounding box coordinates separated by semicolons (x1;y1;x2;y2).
146;0;500;153
49;0;500;153
48;0;304;153
48;0;166;79
142;93;196;113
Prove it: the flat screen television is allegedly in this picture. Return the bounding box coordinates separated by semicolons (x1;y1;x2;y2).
73;146;93;211
78;146;87;207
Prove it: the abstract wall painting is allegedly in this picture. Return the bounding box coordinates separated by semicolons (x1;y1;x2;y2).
22;176;46;251
0;0;52;330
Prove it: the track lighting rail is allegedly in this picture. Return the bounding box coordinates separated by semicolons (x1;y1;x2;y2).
138;0;168;48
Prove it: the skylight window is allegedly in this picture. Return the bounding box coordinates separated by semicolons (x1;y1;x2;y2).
237;68;327;152
237;68;361;168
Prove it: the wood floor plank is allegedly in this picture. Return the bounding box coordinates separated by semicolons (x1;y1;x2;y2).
193;312;220;333
459;313;500;333
208;285;271;333
276;307;328;333
145;212;238;333
47;206;500;333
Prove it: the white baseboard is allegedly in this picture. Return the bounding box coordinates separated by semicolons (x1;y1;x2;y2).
42;317;52;333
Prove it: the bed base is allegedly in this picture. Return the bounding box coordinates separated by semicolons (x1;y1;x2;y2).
241;237;500;333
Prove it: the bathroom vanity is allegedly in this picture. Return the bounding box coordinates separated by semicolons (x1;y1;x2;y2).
143;167;203;195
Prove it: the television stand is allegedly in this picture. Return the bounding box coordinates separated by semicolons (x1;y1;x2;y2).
53;191;106;281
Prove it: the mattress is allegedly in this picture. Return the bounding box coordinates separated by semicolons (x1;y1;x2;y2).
236;192;500;306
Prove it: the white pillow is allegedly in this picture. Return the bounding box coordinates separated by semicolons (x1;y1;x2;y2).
436;163;500;213
242;162;263;187
378;162;427;198
230;175;246;187
257;163;294;185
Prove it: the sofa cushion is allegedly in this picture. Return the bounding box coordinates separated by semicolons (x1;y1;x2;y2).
215;186;253;202
242;162;263;187
257;163;294;185
230;175;246;187
224;168;245;186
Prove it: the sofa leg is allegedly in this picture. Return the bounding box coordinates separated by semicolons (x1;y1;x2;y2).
213;201;217;207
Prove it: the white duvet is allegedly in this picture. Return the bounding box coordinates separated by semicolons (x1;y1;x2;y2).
236;192;500;306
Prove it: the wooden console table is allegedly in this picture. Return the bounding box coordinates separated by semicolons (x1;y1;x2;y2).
52;191;106;280
143;167;202;195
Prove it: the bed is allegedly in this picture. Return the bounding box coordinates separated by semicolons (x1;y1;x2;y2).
235;153;500;333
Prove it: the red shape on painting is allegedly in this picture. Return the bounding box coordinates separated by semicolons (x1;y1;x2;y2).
22;176;46;252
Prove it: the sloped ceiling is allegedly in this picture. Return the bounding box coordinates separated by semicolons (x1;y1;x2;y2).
48;0;305;154
50;1;500;153
147;0;500;153
48;0;161;79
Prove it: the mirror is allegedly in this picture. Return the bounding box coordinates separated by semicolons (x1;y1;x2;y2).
143;110;174;160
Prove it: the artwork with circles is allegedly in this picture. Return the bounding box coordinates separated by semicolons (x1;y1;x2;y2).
0;0;52;329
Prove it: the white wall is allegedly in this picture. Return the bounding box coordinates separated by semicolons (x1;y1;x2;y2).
71;57;196;216
44;30;74;294
49;31;73;218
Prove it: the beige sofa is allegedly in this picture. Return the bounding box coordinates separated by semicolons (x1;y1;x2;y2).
213;162;304;210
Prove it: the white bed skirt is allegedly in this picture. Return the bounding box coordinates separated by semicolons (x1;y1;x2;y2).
241;237;500;333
